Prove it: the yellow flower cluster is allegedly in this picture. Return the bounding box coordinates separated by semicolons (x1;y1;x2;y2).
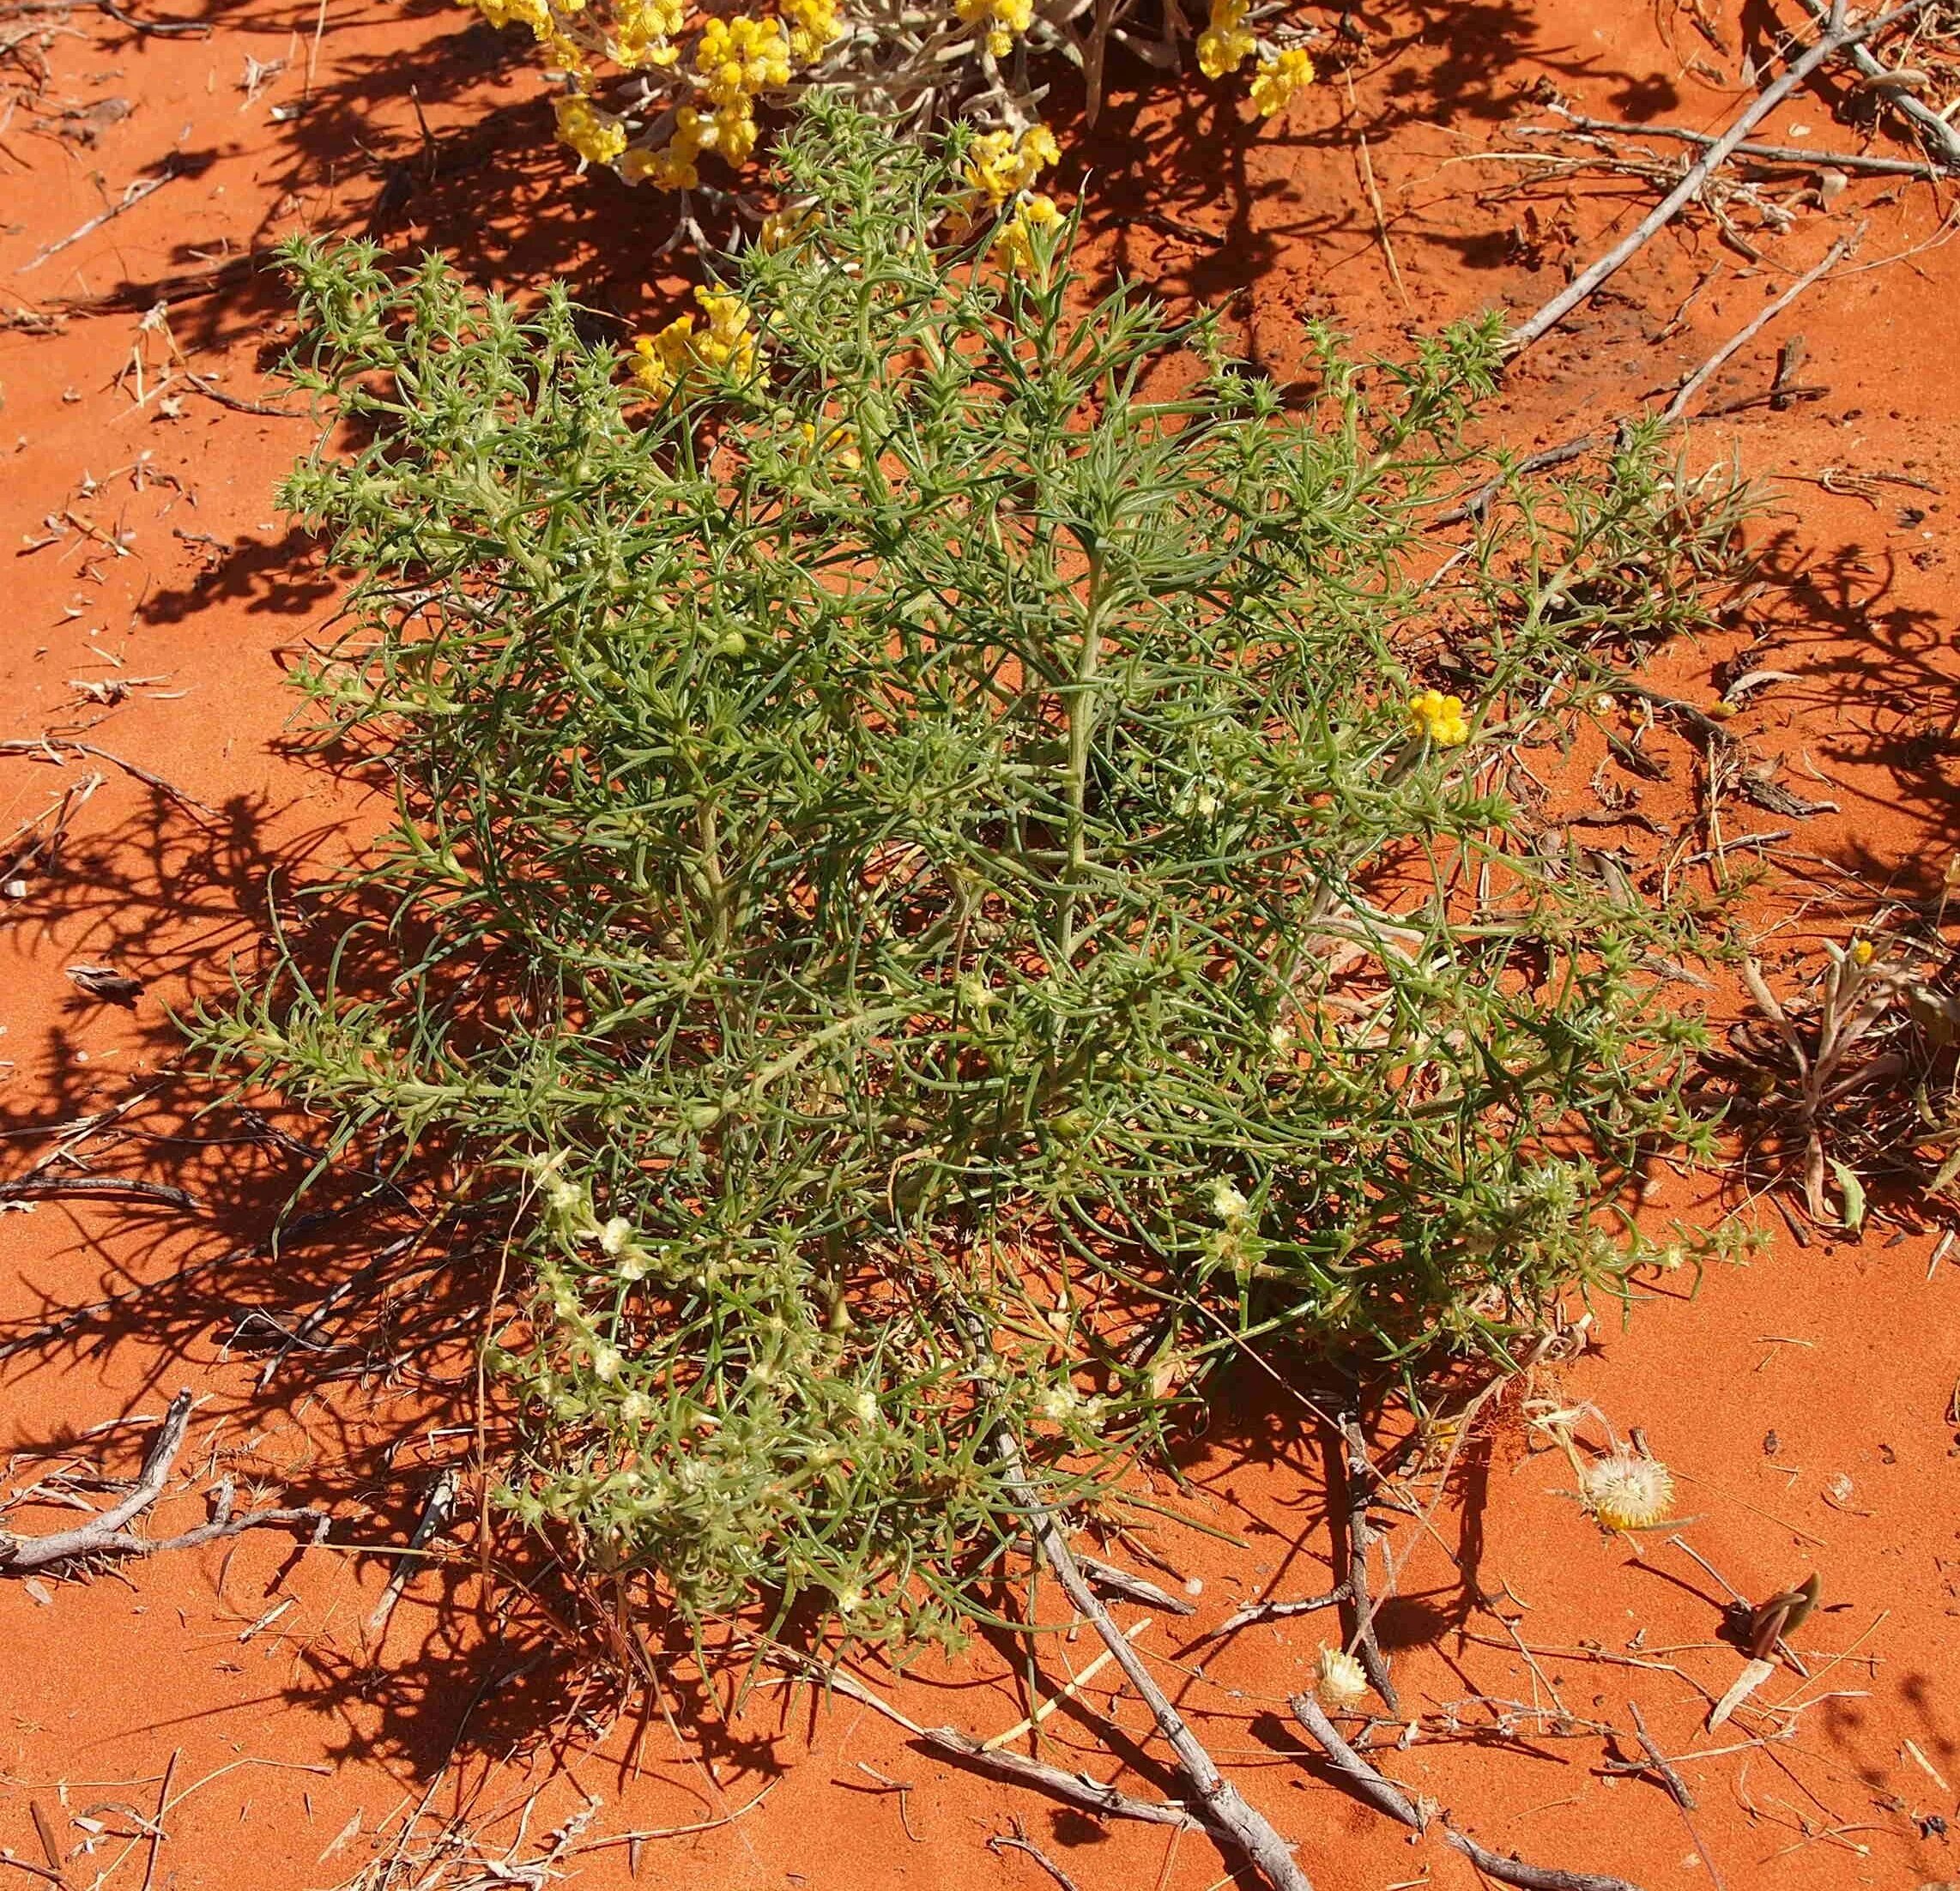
1408;689;1472;747
1196;0;1254;79
1249;45;1314;117
782;0;844;63
758;203;818;252
694;13;789;100
554;94;627;166
993;192;1060;273
964;124;1058;207
629;286;761;401
610;0;684;67
953;0;1030;58
474;0;552;38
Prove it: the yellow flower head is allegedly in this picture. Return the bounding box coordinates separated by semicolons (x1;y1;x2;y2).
627;287;760;399
758;202;819;252
1249;46;1315;117
1408;688;1471;748
610;0;683;65
963;124;1057;207
797;418;862;472
554;94;627;167
693;13;790;105
1580;1452;1674;1532
1849;939;1875;967
954;0;1031;53
783;0;844;63
1196;0;1253;78
473;0;554;39
993;191;1061;274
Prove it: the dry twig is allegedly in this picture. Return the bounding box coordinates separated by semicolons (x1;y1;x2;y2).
0;1392;326;1573
1000;1435;1315;1891
1291;1694;1646;1891
1505;0;1939;353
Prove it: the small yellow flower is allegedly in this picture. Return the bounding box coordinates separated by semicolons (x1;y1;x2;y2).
1316;1644;1370;1709
1849;939;1874;967
627;287;759;399
782;0;844;61
1196;0;1254;77
1580;1451;1674;1532
693;13;789;103
1408;688;1471;748
554;94;627;167
798;418;862;472
954;0;1030;53
609;0;683;66
1249;45;1314;118
962;124;1057;207
993;191;1061;273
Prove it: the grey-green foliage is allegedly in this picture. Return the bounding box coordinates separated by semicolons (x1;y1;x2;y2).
203;101;1743;1643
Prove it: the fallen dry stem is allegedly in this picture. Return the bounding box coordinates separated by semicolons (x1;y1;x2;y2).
783;1659;1203;1831
1336;1413;1400;1715
1504;0;1939;353
1290;1694;1646;1891
999;1435;1314;1890
1792;0;1960;166
0;1390;325;1573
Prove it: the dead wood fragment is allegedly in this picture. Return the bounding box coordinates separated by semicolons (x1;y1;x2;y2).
1214;1583;1351;1638
0;1175;196;1209
1792;0;1960;167
2;736;219;822
989;1817;1084;1891
0;1391;326;1574
1524;112;1948;178
1504;0;1939;354
1291;1694;1647;1891
1074;1550;1196;1615
1001;1434;1316;1890
788;1660;1204;1831
1335;1412;1399;1715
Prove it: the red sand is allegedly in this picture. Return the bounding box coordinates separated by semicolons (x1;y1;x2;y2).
3;2;1957;1887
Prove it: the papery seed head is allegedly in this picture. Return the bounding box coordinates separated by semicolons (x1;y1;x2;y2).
1316;1644;1369;1709
1581;1451;1674;1532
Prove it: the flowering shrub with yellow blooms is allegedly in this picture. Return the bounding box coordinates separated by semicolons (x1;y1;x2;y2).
457;0;1321;224
215;106;1755;1645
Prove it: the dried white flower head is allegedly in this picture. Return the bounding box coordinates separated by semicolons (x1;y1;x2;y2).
1316;1643;1370;1709
1581;1451;1674;1532
1208;1179;1250;1224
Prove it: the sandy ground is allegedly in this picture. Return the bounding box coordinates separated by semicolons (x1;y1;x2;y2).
2;1;1958;1887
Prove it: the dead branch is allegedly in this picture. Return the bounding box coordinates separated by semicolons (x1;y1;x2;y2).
1439;225;1852;530
1791;0;1960;167
1290;1694;1646;1891
1213;1583;1351;1639
2;737;219;822
0;1175;197;1210
1074;1550;1196;1615
1505;0;1939;353
788;1659;1204;1831
1000;1435;1315;1891
1521;112;1948;177
18;164;178;272
1336;1412;1399;1714
0;1391;326;1573
1661;229;1860;420
989;1817;1085;1891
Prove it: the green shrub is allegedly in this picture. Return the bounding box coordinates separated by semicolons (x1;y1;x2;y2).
203;103;1746;1646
